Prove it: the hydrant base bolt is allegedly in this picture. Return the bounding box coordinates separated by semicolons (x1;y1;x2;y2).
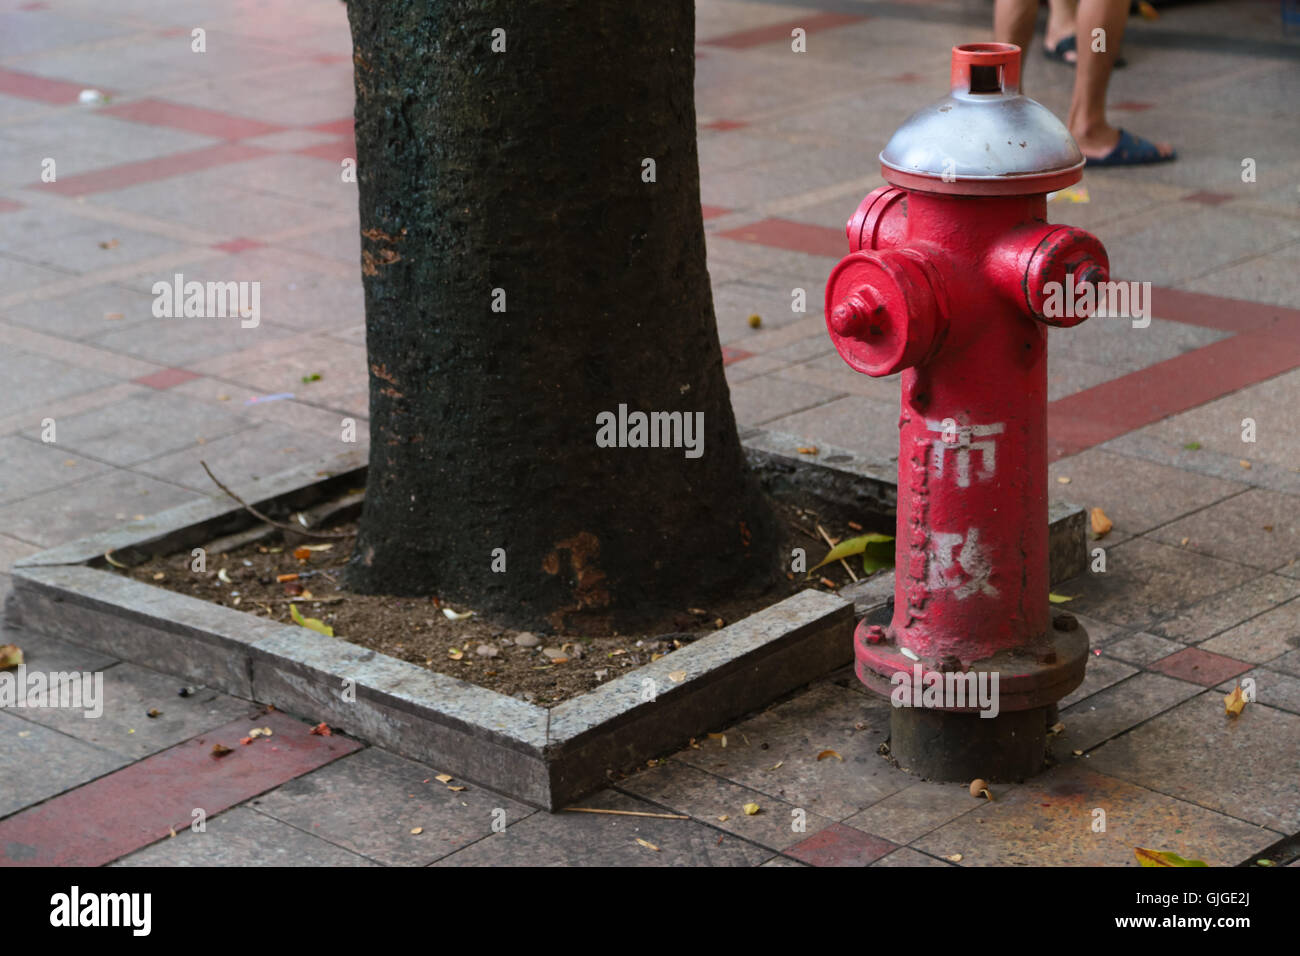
865;624;887;645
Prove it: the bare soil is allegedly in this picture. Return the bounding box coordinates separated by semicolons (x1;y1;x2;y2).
116;501;877;706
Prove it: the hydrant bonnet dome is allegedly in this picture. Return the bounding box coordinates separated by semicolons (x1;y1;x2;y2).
879;43;1085;194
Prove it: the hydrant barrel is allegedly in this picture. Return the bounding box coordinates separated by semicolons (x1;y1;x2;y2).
824;43;1107;781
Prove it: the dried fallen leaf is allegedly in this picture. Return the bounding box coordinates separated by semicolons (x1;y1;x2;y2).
1048;592;1074;604
1224;685;1247;717
239;736;254;745
636;838;660;852
152;571;165;581
217;567;232;584
1056;476;1071;484
946;853;963;862
442;607;474;621
668;670;686;682
0;644;23;670
1135;847;1207;867
448;647;464;660
103;550;128;569
276;573;299;583
769;761;783;771
410;827;423;835
146;708;162;718
308;722;332;736
301;543;334;552
211;743;233;758
718;814;729;822
290;603;333;637
796;446;818;455
435;774;453;783
293;547;312;560
1048;722;1065;736
1090;507;1113;538
817;749;843;762
1239;460;1251;470
742;802;760;816
448;785;466;792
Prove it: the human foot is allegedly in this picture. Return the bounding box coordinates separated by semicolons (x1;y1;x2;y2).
1079;127;1176;166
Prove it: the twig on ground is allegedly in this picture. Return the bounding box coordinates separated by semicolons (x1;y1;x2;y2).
817;523;859;582
200;460;353;540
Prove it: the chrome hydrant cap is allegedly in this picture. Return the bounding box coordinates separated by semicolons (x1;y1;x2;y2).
879;43;1084;195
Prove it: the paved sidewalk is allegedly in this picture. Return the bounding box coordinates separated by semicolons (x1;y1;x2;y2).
1;0;1298;865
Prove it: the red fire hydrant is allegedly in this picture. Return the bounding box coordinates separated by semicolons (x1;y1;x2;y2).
825;44;1107;780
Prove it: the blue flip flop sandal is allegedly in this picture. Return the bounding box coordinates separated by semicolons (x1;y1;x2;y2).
1085;128;1176;167
1043;34;1126;67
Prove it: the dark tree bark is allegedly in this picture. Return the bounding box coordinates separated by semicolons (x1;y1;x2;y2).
343;0;780;632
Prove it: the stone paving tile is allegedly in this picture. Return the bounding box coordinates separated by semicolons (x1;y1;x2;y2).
1148;488;1300;574
841;781;979;845
1068;612;1131;646
727;373;841;426
1214;668;1300;718
44;390;251;467
0;345;122;420
674;682;909;820
1148;647;1253;688
1199;599;1300;664
432;788;769;867
1112;367;1300;473
1047;449;1246;536
1046;354;1124;402
4;628;118;675
0;434;111;506
1148;574;1300;644
773;352;901;404
112;806;376;867
1059;673;1203;752
1054;537;1258;631
0;711;129;819
252;747;536;866
871;847;954;867
1049;317;1231;374
763;394;900;464
1059;654;1139;710
785;822;896;867
1104;633;1187;667
131;421;361;492
712;277;813;344
723;353;790;385
1;283;158;340
1272;650;1300;680
0;533;39;573
0;466;199;547
912;763;1278;867
1087;692;1300;834
14;662;253;760
618;759;834;852
87;314;296;369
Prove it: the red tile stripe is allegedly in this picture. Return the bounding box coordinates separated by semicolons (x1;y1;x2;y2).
101;98;285;141
310;117;354;137
702;12;866;50
1145;285;1300;334
0;712;361;866
718;218;844;257
1047;327;1300;460
0;67;108;104
32;142;269;197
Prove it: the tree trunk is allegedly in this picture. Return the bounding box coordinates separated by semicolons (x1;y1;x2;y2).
343;0;780;633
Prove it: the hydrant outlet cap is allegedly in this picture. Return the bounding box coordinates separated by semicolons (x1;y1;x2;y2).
879;43;1085;195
